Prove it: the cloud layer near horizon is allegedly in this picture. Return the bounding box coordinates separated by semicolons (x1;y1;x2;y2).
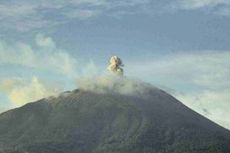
0;0;151;32
1;0;230;33
0;77;62;106
171;0;230;16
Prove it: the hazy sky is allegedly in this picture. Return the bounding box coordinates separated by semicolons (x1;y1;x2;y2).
0;0;230;129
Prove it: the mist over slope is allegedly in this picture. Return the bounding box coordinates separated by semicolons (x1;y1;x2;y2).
0;77;230;153
77;75;155;96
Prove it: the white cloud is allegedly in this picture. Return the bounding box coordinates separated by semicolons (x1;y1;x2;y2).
0;33;101;108
171;0;230;16
126;51;230;129
64;9;101;19
0;33;78;77
0;32;103;88
1;0;229;32
35;33;56;48
174;0;228;9
127;51;230;89
176;89;230;129
0;0;151;32
0;3;35;18
70;0;108;7
0;2;48;32
0;77;63;106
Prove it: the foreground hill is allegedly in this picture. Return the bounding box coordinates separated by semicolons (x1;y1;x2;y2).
0;79;229;153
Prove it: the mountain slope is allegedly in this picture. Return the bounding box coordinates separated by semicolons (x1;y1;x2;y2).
0;86;230;153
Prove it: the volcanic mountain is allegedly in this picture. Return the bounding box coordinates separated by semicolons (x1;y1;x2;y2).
0;78;229;153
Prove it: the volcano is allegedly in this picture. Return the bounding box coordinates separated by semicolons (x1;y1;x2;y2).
0;80;229;153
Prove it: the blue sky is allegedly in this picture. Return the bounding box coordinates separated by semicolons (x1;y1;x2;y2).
0;0;230;129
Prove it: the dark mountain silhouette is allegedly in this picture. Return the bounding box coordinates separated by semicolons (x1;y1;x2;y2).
0;84;230;153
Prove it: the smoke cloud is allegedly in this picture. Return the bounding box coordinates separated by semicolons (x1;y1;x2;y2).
77;74;155;97
107;56;124;76
77;55;156;96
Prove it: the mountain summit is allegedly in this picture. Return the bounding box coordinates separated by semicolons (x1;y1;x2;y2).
0;78;229;153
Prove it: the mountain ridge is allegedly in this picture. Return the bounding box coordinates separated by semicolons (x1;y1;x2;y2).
0;85;230;153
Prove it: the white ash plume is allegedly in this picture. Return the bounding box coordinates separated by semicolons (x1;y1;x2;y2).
107;56;124;76
76;56;159;97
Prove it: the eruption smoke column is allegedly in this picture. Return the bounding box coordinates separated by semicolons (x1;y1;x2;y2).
107;56;124;76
